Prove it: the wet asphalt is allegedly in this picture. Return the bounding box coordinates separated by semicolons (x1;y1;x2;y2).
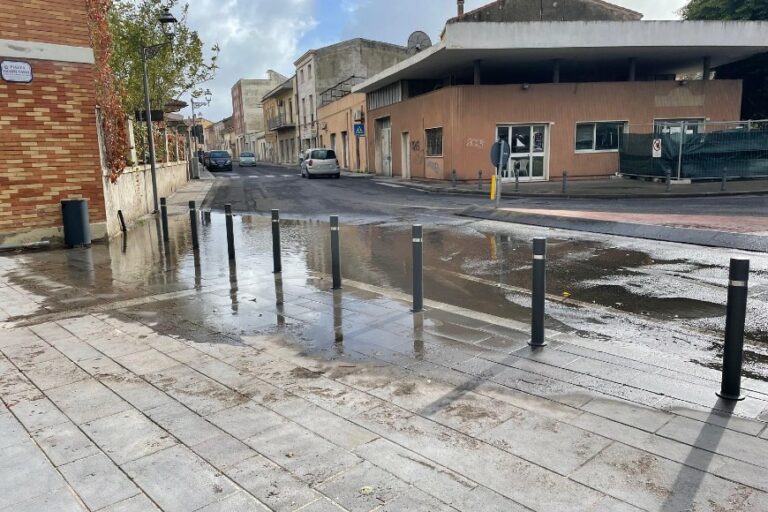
192;162;768;380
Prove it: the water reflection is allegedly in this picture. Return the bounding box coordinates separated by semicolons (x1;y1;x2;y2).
193;250;202;291
228;259;238;313
413;311;425;360
274;273;285;326
333;289;344;345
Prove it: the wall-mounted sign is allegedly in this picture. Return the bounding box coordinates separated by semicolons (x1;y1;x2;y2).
652;138;662;158
1;60;32;83
353;123;365;137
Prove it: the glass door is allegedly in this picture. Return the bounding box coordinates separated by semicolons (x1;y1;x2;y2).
496;124;548;181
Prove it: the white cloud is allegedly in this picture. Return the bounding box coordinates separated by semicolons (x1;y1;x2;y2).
183;0;315;121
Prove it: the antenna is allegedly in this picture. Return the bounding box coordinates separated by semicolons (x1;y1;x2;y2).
407;31;433;55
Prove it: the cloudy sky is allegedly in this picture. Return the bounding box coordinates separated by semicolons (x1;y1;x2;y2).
184;0;690;121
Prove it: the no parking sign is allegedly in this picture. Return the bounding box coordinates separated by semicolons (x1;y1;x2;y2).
652;138;662;158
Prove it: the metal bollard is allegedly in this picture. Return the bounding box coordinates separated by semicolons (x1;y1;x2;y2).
478;170;483;191
160;197;170;244
189;201;199;251
529;238;547;347
412;225;424;313
721;171;727;192
330;215;342;289
666;170;672;192
717;258;750;401
515;168;520;192
271;209;282;273
452;169;457;188
562;172;568;194
225;204;235;260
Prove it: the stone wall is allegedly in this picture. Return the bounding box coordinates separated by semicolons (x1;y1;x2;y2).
102;162;189;238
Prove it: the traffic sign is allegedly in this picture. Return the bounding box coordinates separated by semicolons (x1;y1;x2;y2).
354;123;365;137
490;140;511;168
652;138;662;158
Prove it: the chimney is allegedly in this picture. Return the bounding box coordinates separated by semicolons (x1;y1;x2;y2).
457;0;464;16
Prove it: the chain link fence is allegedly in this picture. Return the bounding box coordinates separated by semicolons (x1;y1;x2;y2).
620;120;768;180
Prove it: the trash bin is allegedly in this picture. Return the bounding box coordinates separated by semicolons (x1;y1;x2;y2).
61;199;91;248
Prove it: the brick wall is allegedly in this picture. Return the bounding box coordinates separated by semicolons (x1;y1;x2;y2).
0;59;105;240
0;0;91;47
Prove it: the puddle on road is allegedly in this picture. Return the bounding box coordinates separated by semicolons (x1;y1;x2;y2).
2;210;767;380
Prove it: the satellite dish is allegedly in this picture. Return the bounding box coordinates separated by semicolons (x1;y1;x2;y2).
407;31;432;55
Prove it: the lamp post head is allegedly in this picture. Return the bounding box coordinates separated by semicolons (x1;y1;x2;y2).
159;7;178;40
204;89;212;104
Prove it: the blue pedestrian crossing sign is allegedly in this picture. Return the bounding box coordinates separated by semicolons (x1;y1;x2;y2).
354;123;365;137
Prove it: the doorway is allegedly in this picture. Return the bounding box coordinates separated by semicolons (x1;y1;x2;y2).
496;124;549;181
341;131;349;169
401;132;411;179
375;117;392;177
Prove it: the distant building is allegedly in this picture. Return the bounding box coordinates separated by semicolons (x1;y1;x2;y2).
263;76;298;164
294;39;409;151
231;70;287;156
448;0;642;23
205;117;230;152
317;93;367;172
354;18;768;182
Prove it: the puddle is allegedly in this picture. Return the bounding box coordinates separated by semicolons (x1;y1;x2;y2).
1;209;767;381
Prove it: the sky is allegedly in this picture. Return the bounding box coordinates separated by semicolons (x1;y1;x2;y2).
184;0;690;121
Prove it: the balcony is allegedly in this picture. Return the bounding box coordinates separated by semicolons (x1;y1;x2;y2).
267;113;295;131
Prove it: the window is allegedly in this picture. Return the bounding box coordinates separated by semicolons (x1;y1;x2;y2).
309;94;314;112
308;64;312;78
426;127;443;157
311;149;336;159
575;122;625;152
300;69;304;83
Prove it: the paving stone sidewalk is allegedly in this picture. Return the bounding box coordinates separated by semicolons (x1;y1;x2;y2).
1;221;767;511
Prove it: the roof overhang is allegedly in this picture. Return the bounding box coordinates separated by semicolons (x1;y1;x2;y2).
354;21;768;93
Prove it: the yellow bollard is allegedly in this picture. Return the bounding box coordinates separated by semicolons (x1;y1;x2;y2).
490;175;497;201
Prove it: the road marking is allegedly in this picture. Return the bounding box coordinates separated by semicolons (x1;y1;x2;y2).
375;182;406;189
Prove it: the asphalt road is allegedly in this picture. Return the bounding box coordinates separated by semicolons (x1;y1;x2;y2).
204;162;768;222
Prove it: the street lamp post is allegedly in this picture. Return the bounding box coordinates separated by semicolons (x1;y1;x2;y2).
190;89;212;174
141;7;177;213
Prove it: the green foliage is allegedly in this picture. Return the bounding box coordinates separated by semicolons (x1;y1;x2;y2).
108;0;219;115
681;0;768;119
681;0;768;20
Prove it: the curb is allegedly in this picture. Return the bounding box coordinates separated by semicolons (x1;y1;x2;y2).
458;206;768;253
373;179;768;199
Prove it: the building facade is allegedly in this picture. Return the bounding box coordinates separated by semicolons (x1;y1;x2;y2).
0;0;106;245
355;20;767;182
294;39;409;152
231;70;286;157
317;93;367;172
263;76;298;165
448;0;642;23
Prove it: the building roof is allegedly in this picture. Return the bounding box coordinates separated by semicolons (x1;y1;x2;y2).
262;76;295;102
354;21;768;93
293;38;407;66
447;0;642;24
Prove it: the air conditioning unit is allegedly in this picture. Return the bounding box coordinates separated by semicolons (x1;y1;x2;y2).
320;122;328;130
353;110;364;122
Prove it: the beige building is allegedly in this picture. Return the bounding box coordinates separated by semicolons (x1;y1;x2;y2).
317;93;367;172
263;76;298;165
294;39;409;151
231;70;287;156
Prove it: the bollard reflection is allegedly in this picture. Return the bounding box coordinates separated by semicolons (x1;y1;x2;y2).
274;273;285;327
333;289;344;349
412;311;424;360
203;210;211;226
121;233;127;255
193;250;202;291
228;259;238;313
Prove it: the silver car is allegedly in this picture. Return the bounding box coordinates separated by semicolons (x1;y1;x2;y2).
239;152;256;167
300;149;340;179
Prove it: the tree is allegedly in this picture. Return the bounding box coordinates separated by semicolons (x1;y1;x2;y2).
681;0;768;119
108;0;219;116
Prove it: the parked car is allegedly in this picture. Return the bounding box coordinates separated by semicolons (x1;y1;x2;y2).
239;152;256;167
300;149;340;179
206;150;232;172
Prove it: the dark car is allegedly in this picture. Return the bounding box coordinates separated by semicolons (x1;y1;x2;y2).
206;150;232;172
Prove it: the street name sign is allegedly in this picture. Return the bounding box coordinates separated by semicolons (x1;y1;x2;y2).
1;61;32;83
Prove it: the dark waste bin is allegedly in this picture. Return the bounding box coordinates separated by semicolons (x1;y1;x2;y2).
61;199;91;248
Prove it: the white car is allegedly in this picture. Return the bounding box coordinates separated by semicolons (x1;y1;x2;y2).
239;152;256;167
300;149;340;179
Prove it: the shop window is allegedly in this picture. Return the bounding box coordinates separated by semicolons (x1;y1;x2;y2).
576;122;625;152
426;127;443;157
